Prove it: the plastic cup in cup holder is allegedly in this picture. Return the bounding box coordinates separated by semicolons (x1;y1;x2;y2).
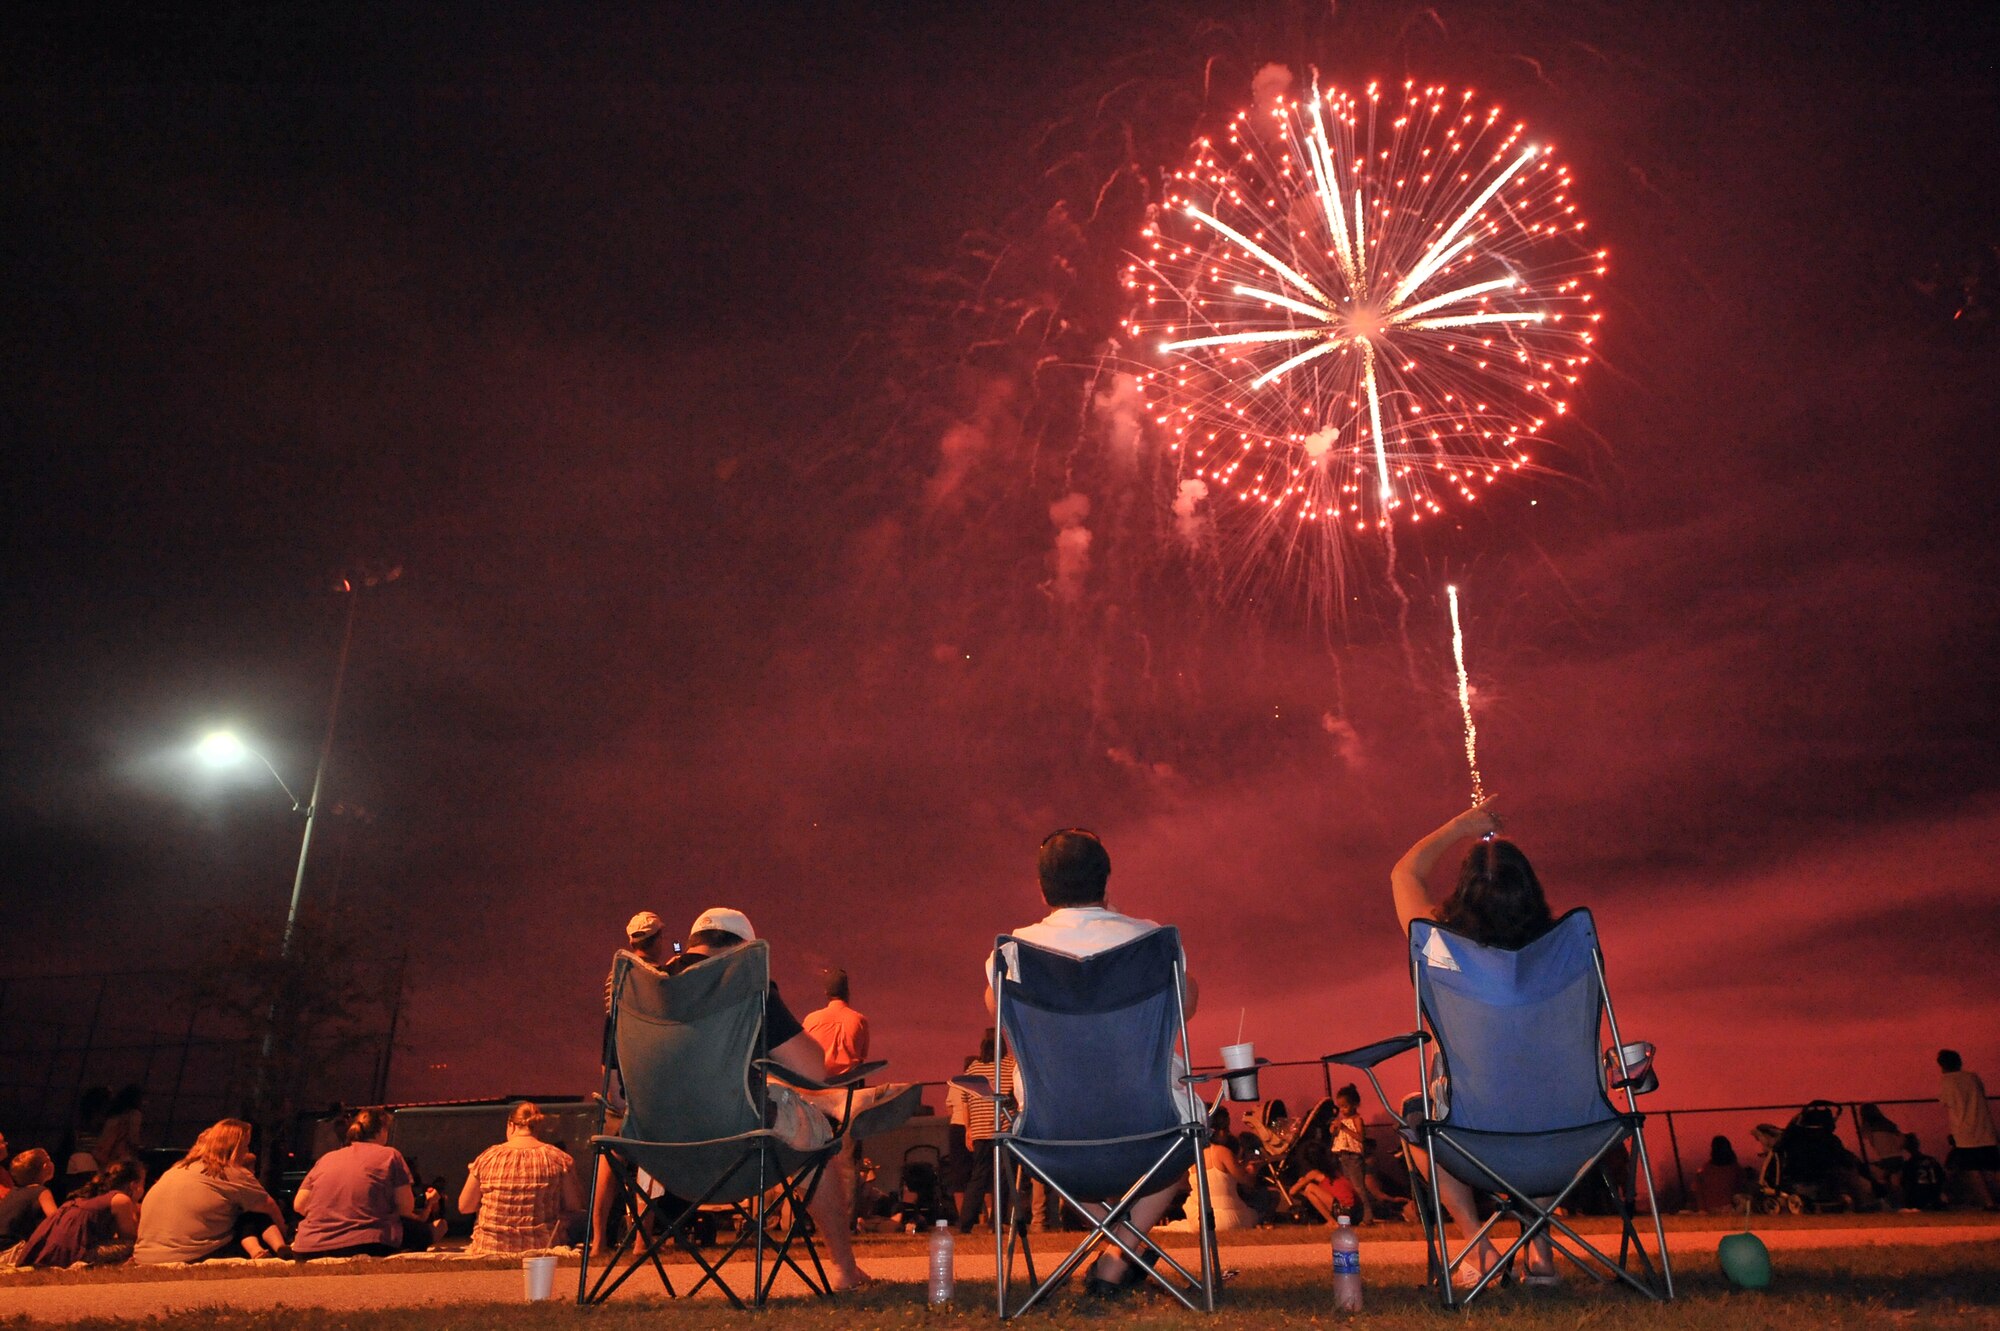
1220;1042;1260;1101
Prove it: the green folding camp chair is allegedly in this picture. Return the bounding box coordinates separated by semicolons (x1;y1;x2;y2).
580;943;911;1308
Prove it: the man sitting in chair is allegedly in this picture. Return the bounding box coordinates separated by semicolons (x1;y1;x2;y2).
670;907;877;1292
987;829;1200;1295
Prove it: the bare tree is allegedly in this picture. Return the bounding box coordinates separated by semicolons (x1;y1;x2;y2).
183;900;404;1179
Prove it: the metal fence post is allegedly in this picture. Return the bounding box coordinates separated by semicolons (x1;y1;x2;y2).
1662;1110;1688;1204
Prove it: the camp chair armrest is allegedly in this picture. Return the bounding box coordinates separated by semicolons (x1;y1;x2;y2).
1004;1124;1204;1149
755;1058;888;1092
1184;1056;1270;1085
948;1074;1018;1116
1323;1032;1427;1069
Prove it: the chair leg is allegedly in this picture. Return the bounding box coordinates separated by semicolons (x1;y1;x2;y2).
753;1149;769;1308
579;1153;677;1306
758;1164;836;1301
995;1143;1009;1318
577;1144;599;1305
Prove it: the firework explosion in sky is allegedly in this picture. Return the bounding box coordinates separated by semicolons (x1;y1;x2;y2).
1128;78;1607;602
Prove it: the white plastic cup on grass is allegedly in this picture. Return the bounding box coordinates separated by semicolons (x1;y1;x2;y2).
523;1254;558;1300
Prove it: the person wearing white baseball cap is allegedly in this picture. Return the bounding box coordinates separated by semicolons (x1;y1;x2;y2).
685;907;754;944
671;907;878;1291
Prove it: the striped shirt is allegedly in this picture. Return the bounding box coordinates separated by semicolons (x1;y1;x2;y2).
465;1140;574;1254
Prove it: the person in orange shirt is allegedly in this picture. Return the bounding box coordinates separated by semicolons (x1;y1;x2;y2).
802;969;871;1080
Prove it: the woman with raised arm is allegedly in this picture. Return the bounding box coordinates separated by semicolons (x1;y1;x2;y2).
1390;802;1562;1289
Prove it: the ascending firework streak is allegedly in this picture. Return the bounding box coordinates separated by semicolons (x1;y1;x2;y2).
1447;584;1485;806
1126;78;1604;590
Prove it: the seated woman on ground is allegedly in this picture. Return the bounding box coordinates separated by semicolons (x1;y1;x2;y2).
292;1108;433;1260
20;1160;146;1267
459;1102;584;1254
1168;1127;1273;1232
133;1119;289;1264
1;1150;61;1256
1390;800;1563;1290
1690;1135;1754;1214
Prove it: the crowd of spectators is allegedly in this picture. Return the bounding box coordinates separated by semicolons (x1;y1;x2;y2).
3;811;1996;1285
0;1099;581;1270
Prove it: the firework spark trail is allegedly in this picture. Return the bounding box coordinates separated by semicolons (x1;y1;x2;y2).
1447;583;1485;806
1124;77;1605;610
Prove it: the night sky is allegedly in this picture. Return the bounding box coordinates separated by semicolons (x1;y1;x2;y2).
4;2;1998;1115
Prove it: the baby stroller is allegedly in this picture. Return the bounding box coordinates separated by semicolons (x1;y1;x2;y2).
1750;1101;1870;1214
896;1144;949;1229
1242;1098;1336;1220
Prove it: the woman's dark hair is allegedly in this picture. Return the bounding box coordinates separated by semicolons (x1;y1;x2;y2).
977;1028;997;1063
1938;1048;1963;1072
1436;838;1553;949
75;1159;146;1199
1038;830;1111;908
1859;1103;1895;1132
345;1107;392;1144
108;1084;144;1115
1708;1135;1737;1167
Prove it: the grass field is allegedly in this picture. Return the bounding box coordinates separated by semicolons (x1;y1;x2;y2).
3;1210;1988;1288
5;1242;1998;1330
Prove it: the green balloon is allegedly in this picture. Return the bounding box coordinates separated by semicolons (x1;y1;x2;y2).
1718;1231;1772;1289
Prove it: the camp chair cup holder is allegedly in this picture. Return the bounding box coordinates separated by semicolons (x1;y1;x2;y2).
1604;1041;1658;1095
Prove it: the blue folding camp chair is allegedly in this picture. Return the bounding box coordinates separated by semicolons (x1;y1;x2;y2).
1326;908;1673;1307
958;928;1217;1318
581;945;913;1308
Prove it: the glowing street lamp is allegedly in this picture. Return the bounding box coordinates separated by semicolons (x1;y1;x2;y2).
195;730;302;809
195;731;248;767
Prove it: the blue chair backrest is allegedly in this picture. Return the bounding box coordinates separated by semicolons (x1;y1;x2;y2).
1411;909;1615;1133
997;928;1190;1195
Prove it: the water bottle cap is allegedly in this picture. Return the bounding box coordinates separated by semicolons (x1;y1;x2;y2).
935;1218;950;1228
1337;1216;1352;1226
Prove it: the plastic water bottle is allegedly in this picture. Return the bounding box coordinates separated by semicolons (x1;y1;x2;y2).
1331;1215;1363;1312
928;1218;956;1309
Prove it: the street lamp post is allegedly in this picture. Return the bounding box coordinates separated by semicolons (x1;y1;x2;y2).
197;582;358;988
277;582;359;969
196;565;397;1152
